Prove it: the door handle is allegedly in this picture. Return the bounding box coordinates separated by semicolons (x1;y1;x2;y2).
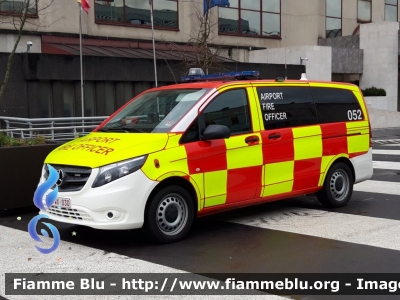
245;136;260;145
268;133;281;140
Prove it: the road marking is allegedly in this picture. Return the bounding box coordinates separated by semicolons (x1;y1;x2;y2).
0;225;281;299
354;180;400;195
373;161;400;170
373;139;400;145
373;149;400;155
222;206;400;251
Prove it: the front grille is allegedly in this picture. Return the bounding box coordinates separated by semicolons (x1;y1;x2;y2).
47;205;93;222
44;165;92;192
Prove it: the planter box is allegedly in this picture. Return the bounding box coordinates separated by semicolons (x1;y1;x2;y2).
0;144;60;213
364;96;391;110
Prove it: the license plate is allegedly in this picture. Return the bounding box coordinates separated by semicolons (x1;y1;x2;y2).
53;198;71;209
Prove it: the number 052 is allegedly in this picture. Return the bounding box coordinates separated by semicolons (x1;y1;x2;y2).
347;109;362;121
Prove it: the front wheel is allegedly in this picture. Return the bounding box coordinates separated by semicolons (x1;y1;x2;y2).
317;162;353;208
144;185;194;243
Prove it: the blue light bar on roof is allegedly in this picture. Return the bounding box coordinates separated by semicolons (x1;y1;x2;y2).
181;70;260;82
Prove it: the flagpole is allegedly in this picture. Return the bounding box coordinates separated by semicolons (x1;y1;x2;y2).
150;0;158;87
79;2;85;124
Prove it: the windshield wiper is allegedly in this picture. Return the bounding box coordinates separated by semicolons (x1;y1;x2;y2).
98;126;145;133
121;126;145;133
97;128;129;133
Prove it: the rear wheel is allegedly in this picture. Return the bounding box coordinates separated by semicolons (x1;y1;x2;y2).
144;185;194;243
317;162;353;208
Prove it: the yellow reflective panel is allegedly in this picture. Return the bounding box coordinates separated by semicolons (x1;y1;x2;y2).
247;87;262;132
318;154;349;186
226;134;263;170
217;83;251;93
308;82;359;92
204;170;227;198
205;195;226;207
293;125;322;138
165;134;182;149
319;155;335;186
353;91;369;121
347;135;369;153
293;126;322;160
264;161;294;185
225;135;248;149
45;133;168;168
190;173;204;210
251;82;309;88
157;171;188;181
321;155;335;173
346;121;370;153
263;181;293;197
142;146;189;181
226;144;263;169
346;121;369;129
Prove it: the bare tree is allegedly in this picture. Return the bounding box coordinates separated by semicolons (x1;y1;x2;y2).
0;0;56;104
164;0;227;77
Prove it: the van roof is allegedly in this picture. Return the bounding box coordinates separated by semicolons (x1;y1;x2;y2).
149;80;359;91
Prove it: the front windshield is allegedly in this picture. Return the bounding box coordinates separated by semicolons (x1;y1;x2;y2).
99;88;209;133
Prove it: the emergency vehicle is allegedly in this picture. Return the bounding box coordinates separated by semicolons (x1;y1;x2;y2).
38;70;373;243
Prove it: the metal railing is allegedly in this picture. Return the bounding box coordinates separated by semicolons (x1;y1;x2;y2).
0;116;109;142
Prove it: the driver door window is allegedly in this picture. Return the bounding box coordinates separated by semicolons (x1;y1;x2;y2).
203;89;252;135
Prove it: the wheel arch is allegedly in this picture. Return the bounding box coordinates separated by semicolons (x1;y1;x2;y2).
144;176;199;219
320;155;356;187
333;157;355;183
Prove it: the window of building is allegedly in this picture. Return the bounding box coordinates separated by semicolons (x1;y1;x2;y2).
38;82;53;118
256;87;317;130
94;0;178;29
311;87;363;123
105;82;116;116
84;82;96;117
63;83;75;118
203;89;252;135
358;0;371;23
326;0;342;38
385;0;398;21
218;0;281;38
0;0;37;15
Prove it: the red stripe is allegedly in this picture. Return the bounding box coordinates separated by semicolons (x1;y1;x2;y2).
349;152;368;158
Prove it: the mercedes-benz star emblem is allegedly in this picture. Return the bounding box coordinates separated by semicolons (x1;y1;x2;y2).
56;169;64;186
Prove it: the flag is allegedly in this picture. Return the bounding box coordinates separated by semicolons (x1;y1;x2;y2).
77;0;90;14
204;0;230;14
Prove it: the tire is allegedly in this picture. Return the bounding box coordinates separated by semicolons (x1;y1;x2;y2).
317;162;353;208
144;185;194;243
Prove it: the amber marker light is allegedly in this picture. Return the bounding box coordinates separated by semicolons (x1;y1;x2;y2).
154;159;160;168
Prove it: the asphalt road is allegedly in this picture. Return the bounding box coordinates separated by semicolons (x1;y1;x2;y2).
1;128;400;300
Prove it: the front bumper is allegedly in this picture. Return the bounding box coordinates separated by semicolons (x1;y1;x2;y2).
38;167;158;230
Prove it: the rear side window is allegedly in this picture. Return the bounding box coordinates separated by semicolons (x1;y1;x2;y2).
257;86;317;130
311;87;363;123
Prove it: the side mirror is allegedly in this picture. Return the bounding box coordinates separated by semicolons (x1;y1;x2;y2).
202;124;230;140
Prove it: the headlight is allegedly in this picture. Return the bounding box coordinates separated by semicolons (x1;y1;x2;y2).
92;156;147;188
